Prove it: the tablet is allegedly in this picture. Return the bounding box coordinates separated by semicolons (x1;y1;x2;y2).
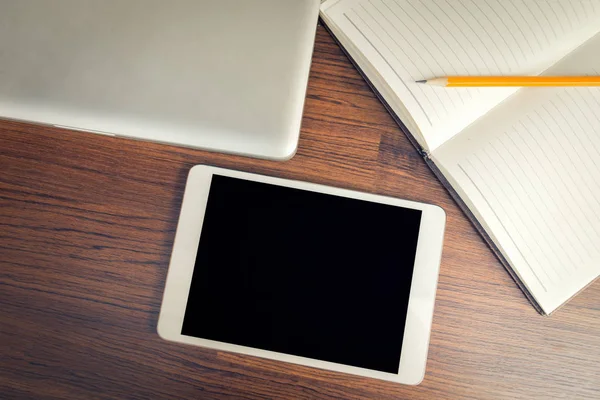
158;165;445;385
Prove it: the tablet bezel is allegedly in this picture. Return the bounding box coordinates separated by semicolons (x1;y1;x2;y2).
158;165;445;385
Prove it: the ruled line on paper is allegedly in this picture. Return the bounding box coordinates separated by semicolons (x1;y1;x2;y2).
541;101;600;227
451;0;509;71
485;142;575;277
491;0;534;56
527;110;596;219
457;162;549;291
323;0;600;152
542;1;570;33
523;114;600;254
512;115;600;253
342;11;434;125
525;110;600;254
480;0;527;61
368;0;469;107
359;2;455;115
560;90;600;168
462;154;556;286
355;3;454;120
510;0;547;52
376;0;477;109
543;1;567;36
558;92;600;203
555;1;575;30
469;150;561;283
349;0;505;126
425;0;490;74
513;0;551;46
338;0;600;125
494;134;586;267
452;85;600;292
389;0;477;106
580;89;600;123
379;0;471;79
528;0;558;40
570;0;583;24
396;0;501;73
500;128;591;261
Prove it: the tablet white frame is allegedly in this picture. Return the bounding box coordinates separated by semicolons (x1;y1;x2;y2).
158;165;445;385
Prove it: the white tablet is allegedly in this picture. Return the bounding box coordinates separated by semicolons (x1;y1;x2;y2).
158;165;445;385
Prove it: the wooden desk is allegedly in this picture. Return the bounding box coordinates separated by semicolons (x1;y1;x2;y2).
1;26;599;399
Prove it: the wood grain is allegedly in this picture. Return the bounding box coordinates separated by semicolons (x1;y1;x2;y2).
1;26;600;400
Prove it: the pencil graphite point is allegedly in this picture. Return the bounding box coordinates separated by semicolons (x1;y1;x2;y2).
418;77;449;86
415;80;427;84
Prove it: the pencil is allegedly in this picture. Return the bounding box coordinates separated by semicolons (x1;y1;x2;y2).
416;76;600;87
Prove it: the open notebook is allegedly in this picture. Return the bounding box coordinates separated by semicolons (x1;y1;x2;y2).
321;0;600;314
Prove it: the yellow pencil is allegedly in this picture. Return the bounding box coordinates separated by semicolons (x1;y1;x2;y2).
416;76;600;87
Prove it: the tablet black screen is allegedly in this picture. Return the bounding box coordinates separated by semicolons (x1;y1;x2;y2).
182;175;422;374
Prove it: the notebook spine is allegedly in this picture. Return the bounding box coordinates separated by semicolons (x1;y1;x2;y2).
418;148;430;159
319;18;428;156
424;157;546;315
320;17;545;315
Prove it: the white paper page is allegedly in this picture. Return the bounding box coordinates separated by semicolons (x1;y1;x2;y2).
432;34;600;313
322;12;424;144
321;0;600;151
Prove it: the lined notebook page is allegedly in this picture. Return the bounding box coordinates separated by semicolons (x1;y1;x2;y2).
433;35;600;313
321;0;600;151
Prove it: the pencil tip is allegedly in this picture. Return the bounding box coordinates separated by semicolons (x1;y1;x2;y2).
415;80;427;84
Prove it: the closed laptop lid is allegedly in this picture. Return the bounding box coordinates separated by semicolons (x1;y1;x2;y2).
0;0;320;159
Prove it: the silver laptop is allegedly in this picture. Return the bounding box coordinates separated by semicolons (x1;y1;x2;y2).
0;0;320;160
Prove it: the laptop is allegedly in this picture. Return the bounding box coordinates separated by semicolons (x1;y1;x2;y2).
0;0;320;160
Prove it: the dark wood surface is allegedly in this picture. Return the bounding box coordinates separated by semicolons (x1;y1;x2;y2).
2;26;600;400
